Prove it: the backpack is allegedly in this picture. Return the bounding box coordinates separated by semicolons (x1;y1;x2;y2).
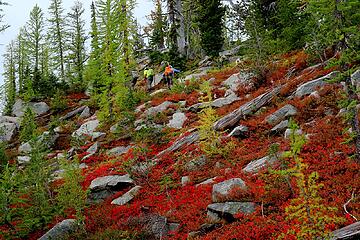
164;66;173;76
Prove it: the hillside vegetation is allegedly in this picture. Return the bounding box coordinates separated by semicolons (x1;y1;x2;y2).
0;0;359;240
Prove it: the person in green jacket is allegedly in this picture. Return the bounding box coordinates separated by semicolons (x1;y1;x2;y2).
144;67;155;92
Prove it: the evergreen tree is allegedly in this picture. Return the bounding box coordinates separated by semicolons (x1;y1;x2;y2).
19;107;38;143
149;0;166;50
2;41;17;115
86;1;102;94
15;28;29;94
93;0;136;122
24;5;45;72
67;0;87;88
182;0;202;58
195;0;225;57
48;0;66;81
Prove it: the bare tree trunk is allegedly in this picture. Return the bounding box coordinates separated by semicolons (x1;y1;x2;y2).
175;0;186;56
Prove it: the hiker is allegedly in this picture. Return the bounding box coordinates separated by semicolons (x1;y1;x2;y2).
144;67;155;92
163;64;180;90
131;69;139;89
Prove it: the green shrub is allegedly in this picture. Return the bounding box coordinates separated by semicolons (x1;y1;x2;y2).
50;90;68;112
56;156;88;223
19;107;38;143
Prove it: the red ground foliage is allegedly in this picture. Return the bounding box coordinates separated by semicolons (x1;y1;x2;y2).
18;52;360;239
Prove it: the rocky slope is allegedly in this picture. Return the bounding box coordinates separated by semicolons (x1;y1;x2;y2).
1;51;359;239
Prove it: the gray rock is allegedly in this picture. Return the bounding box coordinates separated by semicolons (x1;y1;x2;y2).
222;72;254;91
17;156;31;164
56;153;65;160
54;126;64;133
152;73;164;88
91;132;106;141
144;214;169;239
284;128;303;139
265;104;297;126
79;163;88;169
0;116;20;128
207;210;222;223
207;202;256;222
310;91;320;99
87;142;99;155
89;174;134;202
67;147;76;159
60;106;86;121
111;186;142;205
188;102;209;112
12;99;50;117
107;146;131;156
135;103;147;114
156;131;199;158
185;155;207;171
181;176;190;186
150;88;167;97
219;46;241;57
144;101;173;117
295;71;339;98
271;120;289;134
134;119;145;127
39;131;60;148
184;68;211;81
39;219;78;240
79;106;91;119
27;101;49;116
198;56;212;67
227;125;249;138
211;92;240;108
19;142;32;154
196;177;218;187
351;69;360;90
167;112;187;129
243;155;279;174
72;119;99;137
212;178;247;203
208;77;216;84
12;99;25;117
0;122;17;142
89;174;134;192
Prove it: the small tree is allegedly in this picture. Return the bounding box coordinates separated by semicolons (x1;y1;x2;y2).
56;156;87;223
276;122;345;239
197;81;223;157
2;41;17;115
19;107;38;143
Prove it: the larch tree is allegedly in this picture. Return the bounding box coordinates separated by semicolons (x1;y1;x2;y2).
24;5;45;73
149;0;166;50
48;0;66;81
67;0;87;88
2;41;17;115
86;1;102;95
15;28;29;93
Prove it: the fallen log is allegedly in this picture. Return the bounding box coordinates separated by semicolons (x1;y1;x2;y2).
213;86;282;131
156;130;199;158
330;221;360;240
